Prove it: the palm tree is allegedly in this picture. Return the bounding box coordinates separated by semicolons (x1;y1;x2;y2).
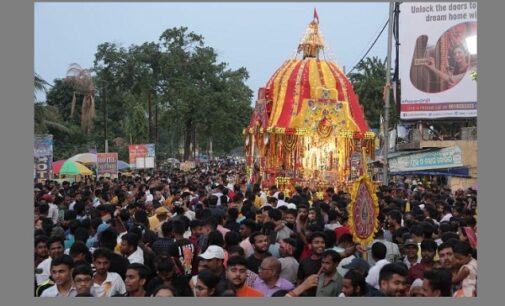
34;73;71;134
34;73;49;101
64;63;96;134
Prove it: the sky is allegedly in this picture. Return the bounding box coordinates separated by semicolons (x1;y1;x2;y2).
34;2;390;104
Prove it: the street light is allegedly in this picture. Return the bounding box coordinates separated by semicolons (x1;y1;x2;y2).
383;2;395;185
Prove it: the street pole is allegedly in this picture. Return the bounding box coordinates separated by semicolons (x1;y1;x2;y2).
148;91;152;143
383;1;395;184
103;85;108;153
155;95;159;170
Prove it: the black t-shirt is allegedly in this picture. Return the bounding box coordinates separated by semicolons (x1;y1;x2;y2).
297;256;322;296
169;239;196;277
224;221;240;233
209;206;226;219
143;228;159;246
247;253;271;274
109;253;130;280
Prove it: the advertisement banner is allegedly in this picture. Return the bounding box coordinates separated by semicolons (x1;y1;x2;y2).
128;144;155;167
389;146;463;173
399;2;477;119
34;135;53;183
97;153;118;178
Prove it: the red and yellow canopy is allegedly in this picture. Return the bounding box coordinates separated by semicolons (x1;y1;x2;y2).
247;17;371;139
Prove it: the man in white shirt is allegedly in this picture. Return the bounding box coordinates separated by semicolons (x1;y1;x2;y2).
439;204;453;223
41;193;59;224
212;185;225;206
40;255;77;297
365;241;390;289
276;193;288;208
92;248;126;297
367;228;401;265
335;233;357;277
120;233;144;264
36;236;65;286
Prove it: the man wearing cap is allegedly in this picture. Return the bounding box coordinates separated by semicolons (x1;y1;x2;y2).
407;239;439;284
278;238;299;284
148;206;170;234
199;245;226;280
402;238;421;270
409;278;424;296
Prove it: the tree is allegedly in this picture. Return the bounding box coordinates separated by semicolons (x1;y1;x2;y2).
123;93;149;144
348;56;396;129
44;78;98;160
34;73;71;135
34;73;49;101
90;27;253;160
65;63;96;134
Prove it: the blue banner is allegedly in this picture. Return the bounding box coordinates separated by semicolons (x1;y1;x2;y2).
389;146;463;173
34;135;53;182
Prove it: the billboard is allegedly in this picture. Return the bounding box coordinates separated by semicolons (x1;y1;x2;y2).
399;2;477;119
128;144;155;169
34;135;53;183
97;153;118;178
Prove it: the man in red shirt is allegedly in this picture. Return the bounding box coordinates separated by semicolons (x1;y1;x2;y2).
226;255;263;297
407;239;439;284
334;212;350;241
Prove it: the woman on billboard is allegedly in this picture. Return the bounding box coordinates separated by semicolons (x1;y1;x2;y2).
423;44;471;88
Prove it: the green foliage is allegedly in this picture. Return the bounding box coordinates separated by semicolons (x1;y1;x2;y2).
348;56;396;129
34;73;49;101
37;27;253;161
123;93;149;144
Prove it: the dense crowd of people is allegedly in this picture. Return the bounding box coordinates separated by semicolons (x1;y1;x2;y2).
33;161;477;297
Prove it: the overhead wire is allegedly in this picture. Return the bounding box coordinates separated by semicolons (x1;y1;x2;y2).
346;18;389;76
